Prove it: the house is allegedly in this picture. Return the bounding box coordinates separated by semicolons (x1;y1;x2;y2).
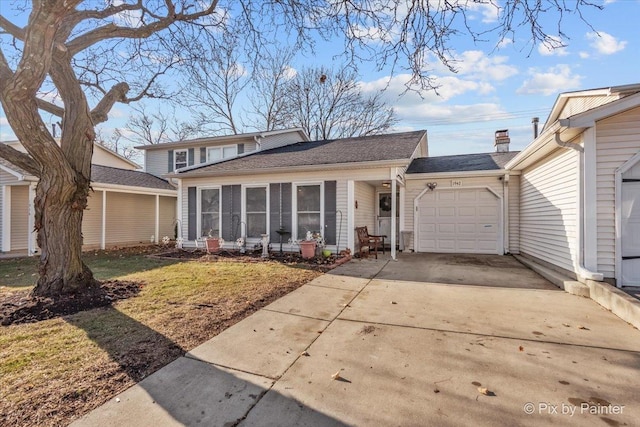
506;83;640;288
0;141;177;254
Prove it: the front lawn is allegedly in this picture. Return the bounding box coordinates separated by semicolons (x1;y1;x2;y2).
0;249;321;427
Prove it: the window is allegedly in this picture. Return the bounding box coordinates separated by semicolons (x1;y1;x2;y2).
245;187;267;238
207;145;237;162
296;184;321;239
175;149;188;170
200;188;220;237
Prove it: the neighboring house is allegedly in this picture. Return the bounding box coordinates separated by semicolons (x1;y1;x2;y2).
136;128;310;177
506;83;640;287
0;141;177;254
166;130;429;258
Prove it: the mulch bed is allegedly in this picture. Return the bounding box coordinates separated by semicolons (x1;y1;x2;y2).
0;281;142;326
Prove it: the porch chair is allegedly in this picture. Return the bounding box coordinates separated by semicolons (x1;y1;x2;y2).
355;226;386;259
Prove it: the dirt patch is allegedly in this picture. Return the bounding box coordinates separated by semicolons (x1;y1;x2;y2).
0;281;141;326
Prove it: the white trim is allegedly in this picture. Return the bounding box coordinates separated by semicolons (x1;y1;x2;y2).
155;194;160;244
27;183;36;256
406;169;518;180
174;148;188;170
241;183;270;240
292;181;324;241
615;150;640;287
0;164;25;180
2;186;11;251
92;183;176;197
391;170;397;260
347;180;355;252
177;180;183;239
399;185;405;236
583;127;598;270
196;185;222;238
503;173;509;254
101;190;107;250
413;185;503;255
560;91;640;129
207;144;238;162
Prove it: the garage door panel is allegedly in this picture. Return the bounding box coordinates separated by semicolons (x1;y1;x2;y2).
417;188;501;254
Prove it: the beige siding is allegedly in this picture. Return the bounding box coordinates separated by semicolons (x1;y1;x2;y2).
354;182;376;248
105;192;156;245
10;185;29;250
93;145;139;170
0;169;20;185
508;174;520;253
560;95;621;120
82;191;104;248
520;148;579;273
243;141;258;153
260;133;305;151
595;106;640;278
159;195;177;239
405;176;506;252
145;150;169;177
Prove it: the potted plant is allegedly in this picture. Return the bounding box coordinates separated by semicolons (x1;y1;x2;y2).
205;230;224;254
298;231;317;259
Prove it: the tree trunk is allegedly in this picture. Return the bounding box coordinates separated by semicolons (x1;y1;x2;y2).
32;170;98;297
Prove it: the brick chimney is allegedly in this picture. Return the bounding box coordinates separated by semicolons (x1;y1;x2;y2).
494;129;510;153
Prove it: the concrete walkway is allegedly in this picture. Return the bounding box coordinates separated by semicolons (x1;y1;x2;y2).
72;254;640;427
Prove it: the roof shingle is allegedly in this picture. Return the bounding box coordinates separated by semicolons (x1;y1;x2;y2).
407;151;520;174
178;130;426;176
91;165;175;190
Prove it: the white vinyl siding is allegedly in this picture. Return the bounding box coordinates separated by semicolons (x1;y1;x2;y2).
10;185;29;250
354;182;376;249
105;192;156;245
520;148;579;273
82;191;103;247
145;150;169;177
559;95;622;120
0;169;19;185
508;175;520;253
595;106;640;278
260;133;305;151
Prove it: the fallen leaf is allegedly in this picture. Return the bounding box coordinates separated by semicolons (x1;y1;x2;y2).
300;351;310;357
434;388;440;393
478;387;489;395
115;398;121;403
519;346;524;352
331;371;342;380
391;301;397;304
577;325;589;330
562;323;571;327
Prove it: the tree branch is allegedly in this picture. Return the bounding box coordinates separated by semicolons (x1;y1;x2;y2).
0;14;26;40
0;143;40;177
91;82;129;124
36;98;65;117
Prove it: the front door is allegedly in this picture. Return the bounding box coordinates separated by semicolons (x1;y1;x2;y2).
622;181;640;286
378;192;399;246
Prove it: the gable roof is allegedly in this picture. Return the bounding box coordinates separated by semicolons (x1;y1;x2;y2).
174;130;427;177
407;151;519;174
91;165;175;190
134;128;309;150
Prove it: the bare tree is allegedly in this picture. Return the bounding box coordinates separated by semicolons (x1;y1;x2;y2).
122;103;202;146
284;66;398;140
0;0;601;299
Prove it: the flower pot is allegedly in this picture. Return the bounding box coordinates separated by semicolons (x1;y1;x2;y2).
205;237;221;253
299;240;316;259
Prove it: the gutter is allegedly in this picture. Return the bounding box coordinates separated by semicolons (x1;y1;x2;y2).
554;130;604;282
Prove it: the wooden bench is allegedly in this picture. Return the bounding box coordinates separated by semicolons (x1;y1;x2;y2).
355;226;386;259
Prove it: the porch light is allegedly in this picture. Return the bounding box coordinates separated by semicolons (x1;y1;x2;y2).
382;182;391;188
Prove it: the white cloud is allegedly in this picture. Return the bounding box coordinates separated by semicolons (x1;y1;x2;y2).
466;1;500;23
452;51;519;81
586;31;627;55
517;65;583;96
283;65;297;80
538;36;569;56
579;51;590;59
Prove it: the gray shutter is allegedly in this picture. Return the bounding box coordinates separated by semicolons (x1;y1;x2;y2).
221;185;241;241
188;148;195;166
200;147;206;163
187;187;197;240
168;150;174;172
324;181;337;245
237;143;244;155
281;183;292;240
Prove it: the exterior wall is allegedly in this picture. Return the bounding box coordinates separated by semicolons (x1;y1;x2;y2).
0;169;20;184
260;132;305;151
159;195;177;239
105;192;156;246
145;149;169;177
404;175;506;252
354;181;376;249
595;106;640;278
93;145;139;170
82;190;104;247
10;185;29;250
508;174;520;254
559;95;621;120
519;148;579;273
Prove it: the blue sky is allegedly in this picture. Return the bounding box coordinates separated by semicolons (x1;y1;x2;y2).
1;0;638;158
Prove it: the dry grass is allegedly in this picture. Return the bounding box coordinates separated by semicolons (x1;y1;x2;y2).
0;256;321;427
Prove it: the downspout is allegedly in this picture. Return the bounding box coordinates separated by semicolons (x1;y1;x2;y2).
554;131;604;281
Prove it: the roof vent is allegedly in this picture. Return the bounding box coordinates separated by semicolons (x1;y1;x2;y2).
494;129;510;153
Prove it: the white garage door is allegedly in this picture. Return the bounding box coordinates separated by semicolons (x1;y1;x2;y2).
416;188;501;254
622;181;640;286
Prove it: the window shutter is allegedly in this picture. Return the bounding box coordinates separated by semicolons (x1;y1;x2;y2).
221;185;242;241
168;150;174;172
187;187;197;240
238;143;244;155
281;183;292;240
324;181;337;245
200;147;206;163
188;148;195;166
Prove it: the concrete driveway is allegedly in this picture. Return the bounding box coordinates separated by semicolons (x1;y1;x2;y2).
73;254;640;426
